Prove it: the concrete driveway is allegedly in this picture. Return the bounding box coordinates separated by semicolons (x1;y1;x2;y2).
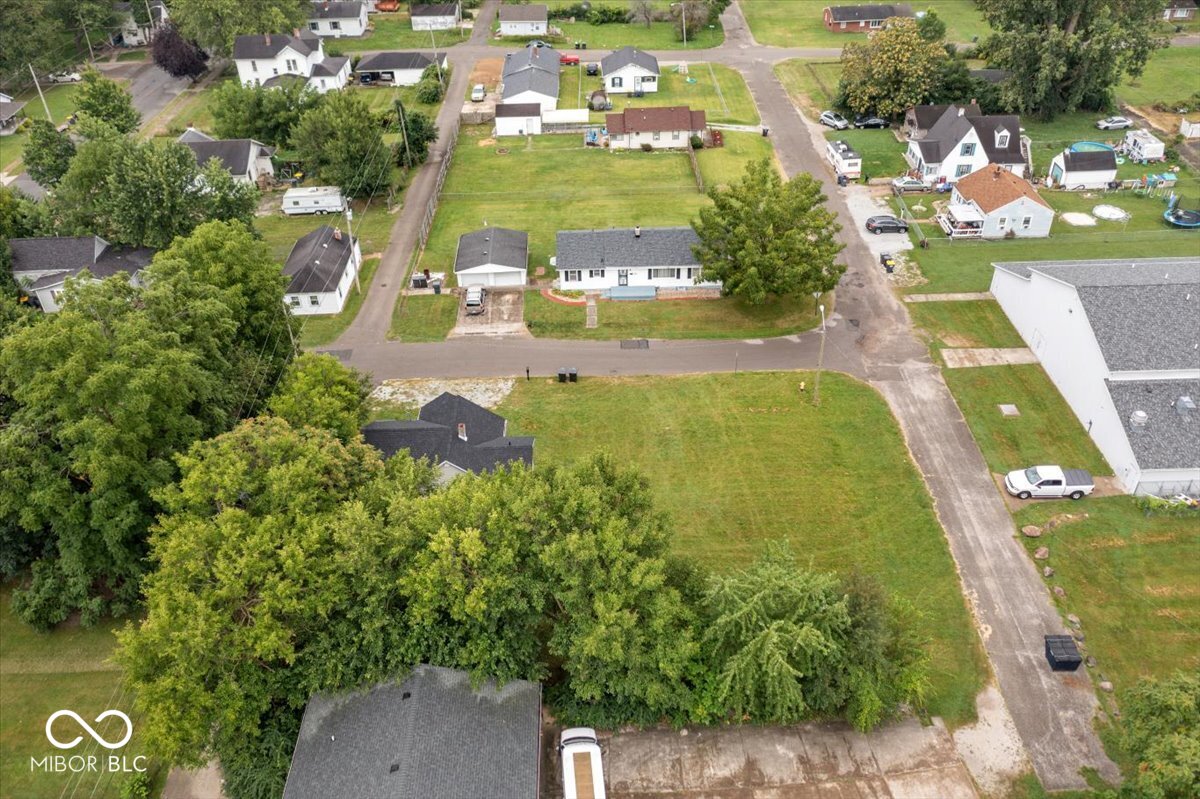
449;288;529;337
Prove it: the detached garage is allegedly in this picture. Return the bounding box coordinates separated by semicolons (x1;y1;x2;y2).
455;227;528;287
355;51;446;85
494;102;542;136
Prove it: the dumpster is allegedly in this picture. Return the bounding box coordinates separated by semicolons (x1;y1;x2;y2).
1045;635;1082;672
836;173;849;187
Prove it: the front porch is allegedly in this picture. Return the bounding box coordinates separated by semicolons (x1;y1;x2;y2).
935;203;985;238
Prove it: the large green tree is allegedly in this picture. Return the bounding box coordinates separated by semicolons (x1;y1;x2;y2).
211;79;322;148
169;0;310;56
74;69;141;134
291;91;391;197
393;100;438;170
1116;672;1200;799
838;17;947;118
693;159;844;305
267;353;370;443
22;120;76;188
978;0;1167;118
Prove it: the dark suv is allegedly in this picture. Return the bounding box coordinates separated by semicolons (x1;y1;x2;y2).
865;215;909;234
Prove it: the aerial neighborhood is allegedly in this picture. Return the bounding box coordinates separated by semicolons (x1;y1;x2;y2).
0;2;1197;799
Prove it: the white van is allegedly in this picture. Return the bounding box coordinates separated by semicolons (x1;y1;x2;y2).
281;186;347;216
560;728;605;799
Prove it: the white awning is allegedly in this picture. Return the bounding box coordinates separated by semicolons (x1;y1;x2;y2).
947;203;984;223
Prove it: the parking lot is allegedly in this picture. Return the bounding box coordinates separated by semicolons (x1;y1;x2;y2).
449;288;529;337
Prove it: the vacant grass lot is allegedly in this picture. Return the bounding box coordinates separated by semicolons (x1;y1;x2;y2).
774;59;842;118
907;299;1025;355
0;589;160;798
153;74;233;136
389;293;459;341
1118;45;1200;108
943;364;1110;476
2;84;80;171
493;0;723;50
296;257;379;347
524;290;821;339
497;372;986;724
1014;497;1200;696
695;130;775;186
743;0;990;47
335;11;465;52
256;200;396;261
558;62;760;125
822;128;907;179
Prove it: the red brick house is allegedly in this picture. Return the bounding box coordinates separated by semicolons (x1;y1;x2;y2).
822;4;914;32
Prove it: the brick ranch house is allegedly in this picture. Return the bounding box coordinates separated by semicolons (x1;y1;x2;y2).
822;4;913;32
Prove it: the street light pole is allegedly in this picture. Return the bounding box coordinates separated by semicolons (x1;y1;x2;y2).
813;295;826;408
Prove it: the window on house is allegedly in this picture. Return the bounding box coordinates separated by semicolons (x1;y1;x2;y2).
50;289;63;303
588;269;605;279
643;76;655;83
251;60;258;72
869;19;881;27
1021;216;1032;229
840;21;846;29
960;143;976;156
309;22;319;30
286;59;298;72
997;133;1009;148
998;217;1008;229
686;267;700;280
648;268;679;280
672;130;680;140
925;165;937;176
331;20;340;29
955;164;971;177
289;296;300;307
309;295;320;306
562;270;581;282
653;131;661;140
612;77;623;88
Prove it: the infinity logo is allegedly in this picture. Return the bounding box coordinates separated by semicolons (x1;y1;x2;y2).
45;710;133;750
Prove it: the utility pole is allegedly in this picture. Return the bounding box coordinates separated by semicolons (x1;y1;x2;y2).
28;64;52;121
813;296;826;408
395;97;412;170
78;11;96;62
143;0;157;40
429;29;443;85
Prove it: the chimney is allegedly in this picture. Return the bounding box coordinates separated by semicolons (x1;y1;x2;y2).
264;33;271;45
634;225;641;238
423;268;430;278
333;227;343;241
957;106;966;117
1129;409;1149;429
293;28;301;38
457;423;467;441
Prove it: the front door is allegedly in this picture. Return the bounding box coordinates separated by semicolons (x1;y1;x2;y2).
618;269;628;286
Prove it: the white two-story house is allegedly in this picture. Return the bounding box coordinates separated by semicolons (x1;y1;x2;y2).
555;226;719;294
904;104;1026;188
307;1;368;37
232;32;351;94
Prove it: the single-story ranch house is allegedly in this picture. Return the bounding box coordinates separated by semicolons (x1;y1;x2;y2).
601;46;659;95
354;51;447;85
494;102;542;136
454;227;528;287
991;256;1200;496
1047;148;1118;190
822;4;913;32
937;166;1054;239
282;226;361;315
410;2;460;30
307;1;368;37
500;46;559;112
498;2;548;36
904;103;1026;186
556;226;717;293
9;236;155;313
606;106;707;150
178;128;275;185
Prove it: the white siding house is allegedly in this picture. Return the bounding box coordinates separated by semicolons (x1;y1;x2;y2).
178;128;275;184
605;106;706;150
500;47;559;112
307;1;369;37
232;33;351;94
9;236;155;313
497;3;548;36
904;103;1027;187
283;226;362;315
111;0;168;47
494;103;542;136
1047;149;1118;190
937;166;1053;239
454;228;528;287
354;51;446;85
600;47;659;95
410;2;461;31
555;227;718;292
990;257;1200;496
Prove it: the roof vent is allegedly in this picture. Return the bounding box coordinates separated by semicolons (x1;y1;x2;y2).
457;423;467;441
333;227;343;241
1129;409;1149;428
634;225;641;238
1176;395;1196;419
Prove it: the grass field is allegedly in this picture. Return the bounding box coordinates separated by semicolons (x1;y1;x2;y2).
115;50;148;62
493;0;724;51
1118;45;1200;108
907;299;1025;355
256;200;397;261
822;128;907;179
334;11;465;52
1014;497;1200;697
742;0;990;48
496;372;987;724
558;62;760;126
296;257;380;348
0;588;161;798
0;84;81;171
349;84;442;120
389;293;459;341
695;130;775;187
153;74;233;136
942;364;1110;476
524;290;822;339
774;59;842;118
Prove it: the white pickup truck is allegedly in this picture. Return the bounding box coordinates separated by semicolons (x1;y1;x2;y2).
1004;465;1095;500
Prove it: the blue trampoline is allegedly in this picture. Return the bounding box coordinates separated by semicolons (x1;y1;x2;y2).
1164;195;1200;228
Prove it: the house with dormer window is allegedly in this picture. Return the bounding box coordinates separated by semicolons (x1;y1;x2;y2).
232;32;351;94
904;103;1027;188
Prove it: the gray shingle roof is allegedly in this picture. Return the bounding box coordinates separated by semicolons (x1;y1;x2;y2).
1106;379;1200;470
233;32;319;60
498;2;547;21
494;102;542;118
917;105;1023;166
501;67;558;100
410;2;459;16
355;51;441;72
361;393;534;473
177;127;214;143
181;138;274;176
282;665;541;799
969;68;1009;84
455;227;528;272
0;100;26;123
1061;150;1117;171
502;46;560;77
309;1;363;19
993;257;1200;372
556;226;700;270
9;236;156;283
909;102;980;133
310;56;349;77
282;226;357;294
600;46;659;76
826;4;914;22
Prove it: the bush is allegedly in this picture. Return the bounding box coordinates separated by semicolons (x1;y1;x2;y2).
549;2;589;19
690;134;704;149
640;142;654;152
1135;494;1200;518
587;6;628;24
120;772;152;799
414;78;444;104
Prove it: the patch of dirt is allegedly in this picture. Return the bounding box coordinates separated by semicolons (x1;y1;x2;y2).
1127;104;1185;136
951;686;1029;797
889;252;928;289
469;58;504;91
1060;212;1097;226
1146;584;1200;598
477;137;497;147
941;333;977;348
1087;536;1129;549
371;378;516;409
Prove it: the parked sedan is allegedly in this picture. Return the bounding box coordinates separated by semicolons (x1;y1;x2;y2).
48;71;82;83
865;215;909;234
470;83;486;102
819;110;850;130
1096;116;1133;130
585;63;599;76
525;40;549;49
854;114;889;129
891;176;929;193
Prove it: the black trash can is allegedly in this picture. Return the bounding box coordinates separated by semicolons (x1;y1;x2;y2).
432;280;442;295
836;173;849;187
557;368;567;384
568;368;578;383
1045;635;1082;672
581;42;587;49
761;126;769;137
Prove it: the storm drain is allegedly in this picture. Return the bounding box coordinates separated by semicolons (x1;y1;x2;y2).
620;339;650;350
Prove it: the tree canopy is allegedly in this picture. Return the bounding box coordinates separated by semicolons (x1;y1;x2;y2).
74;69;141;134
1115;672;1200;799
838;17;947;118
168;0;311;56
211;79;322;148
978;0;1166;118
267;353;370;443
152;22;210;79
290;91;391;197
22;120;76;187
693;159;844;305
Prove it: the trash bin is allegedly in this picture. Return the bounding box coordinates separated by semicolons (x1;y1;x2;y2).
761;126;769;137
880;253;895;274
836;174;849;187
412;274;428;289
1044;635;1082;672
432;280;442;295
557;368;567;384
581;42;587;49
568;368;578;383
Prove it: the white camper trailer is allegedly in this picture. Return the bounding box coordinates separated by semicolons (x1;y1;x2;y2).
282;186;347;215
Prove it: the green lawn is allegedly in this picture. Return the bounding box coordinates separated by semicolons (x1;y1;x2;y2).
349;84;443;120
333;11;466;52
1;84;81;171
695;130;774;186
1014;497;1200;697
496;372;987;724
774;59;842;118
154;75;233;137
296;257;379;348
743;0;990;48
558;62;760;126
907;300;1025;356
1118;45;1200;108
942;364;1110;476
1045;188;1200;231
822;128;907;179
388;293;459;341
0;588;162;798
1021;112;1195;178
256;200;397;261
115;50;147;62
494;0;723;51
524;289;822;340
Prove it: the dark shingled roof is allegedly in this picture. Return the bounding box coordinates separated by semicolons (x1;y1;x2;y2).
181;138;274;176
908;102;980;134
606;106;706;135
410;2;459;16
502;46;560;77
233;32;319;59
361;392;534;473
355;51;442;72
282;665;541;799
9;236;156;285
308;1;363;19
826;4;914;22
498;2;547;21
1061;149;1117;172
1107;380;1200;470
916;105;1023;166
454;227;528;272
969;68;1009;84
501;67;558;100
992;257;1200;372
310;56;349;77
494;102;542;118
282;226;357;294
600;46;659;76
0;100;26;123
557;227;700;270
